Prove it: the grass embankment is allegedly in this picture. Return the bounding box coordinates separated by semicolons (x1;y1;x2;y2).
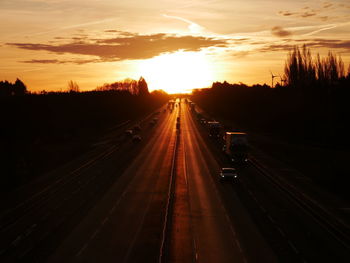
0;90;168;191
191;80;350;200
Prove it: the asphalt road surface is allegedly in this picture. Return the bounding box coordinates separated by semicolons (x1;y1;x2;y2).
2;100;348;263
45;102;276;263
1;102;280;263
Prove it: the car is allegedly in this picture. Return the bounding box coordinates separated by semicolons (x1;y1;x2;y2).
133;125;141;132
150;120;156;125
177;116;180;122
219;168;238;181
132;135;142;142
125;129;133;136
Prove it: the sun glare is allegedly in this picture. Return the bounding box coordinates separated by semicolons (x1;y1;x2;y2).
137;51;213;94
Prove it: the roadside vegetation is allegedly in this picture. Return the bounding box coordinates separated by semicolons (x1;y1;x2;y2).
192;45;350;199
0;77;168;192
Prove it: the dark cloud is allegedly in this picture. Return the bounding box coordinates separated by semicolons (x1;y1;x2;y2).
104;30;119;33
21;59;100;64
323;2;333;9
279;8;320;19
301;11;317;18
21;59;64;64
271;26;292;37
259;39;350;53
231;51;250;58
279;11;295;16
8;32;227;63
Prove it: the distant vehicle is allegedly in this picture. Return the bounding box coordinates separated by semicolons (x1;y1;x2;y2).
132;135;142;142
153;117;158;122
224;132;248;163
207;121;221;138
200;118;207;125
219;168;238;181
133;125;141;132
125;129;133;136
168;100;175;110
177;116;180;122
163;109;166;113
189;102;195;111
150;120;156;125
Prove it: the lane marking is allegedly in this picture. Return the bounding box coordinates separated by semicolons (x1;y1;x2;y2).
101;217;109;226
12;235;22;247
276;226;286;237
90;229;100;240
267;215;276;224
259;205;267;213
76;243;88;257
185;108;247;262
288;240;299;254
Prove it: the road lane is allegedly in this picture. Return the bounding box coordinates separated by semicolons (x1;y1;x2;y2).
180;105;245;263
169;103;277;263
49;108;178;262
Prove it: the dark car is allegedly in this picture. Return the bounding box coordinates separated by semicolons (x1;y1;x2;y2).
133;125;141;132
125;129;133;136
219;168;238;181
132;135;142;142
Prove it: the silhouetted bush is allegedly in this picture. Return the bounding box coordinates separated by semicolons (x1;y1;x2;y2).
96;77;149;95
0;78;27;96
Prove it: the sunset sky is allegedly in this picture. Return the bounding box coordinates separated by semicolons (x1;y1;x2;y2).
1;0;350;93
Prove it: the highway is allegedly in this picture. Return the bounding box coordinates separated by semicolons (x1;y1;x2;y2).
2;99;347;262
45;102;275;263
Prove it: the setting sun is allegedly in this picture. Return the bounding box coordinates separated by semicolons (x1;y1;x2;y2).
137;51;214;94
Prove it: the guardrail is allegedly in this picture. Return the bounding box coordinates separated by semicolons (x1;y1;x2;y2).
249;156;350;250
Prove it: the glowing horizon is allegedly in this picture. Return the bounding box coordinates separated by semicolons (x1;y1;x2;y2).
1;0;349;93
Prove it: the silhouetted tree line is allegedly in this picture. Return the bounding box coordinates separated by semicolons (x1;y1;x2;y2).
284;45;347;89
0;79;167;191
193;46;350;146
96;77;149;96
0;78;27;96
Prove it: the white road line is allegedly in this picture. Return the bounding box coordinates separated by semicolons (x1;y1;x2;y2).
267;215;276;224
259;205;267;213
101;217;109;226
288;240;299;254
76;243;88;257
193;238;198;262
24;224;37;236
235;238;243;253
90;229;100;240
12;235;22;246
109;205;117;214
229;225;237;237
276;226;286;237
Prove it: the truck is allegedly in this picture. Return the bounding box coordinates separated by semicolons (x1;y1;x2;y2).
223;132;248;162
207;121;221;138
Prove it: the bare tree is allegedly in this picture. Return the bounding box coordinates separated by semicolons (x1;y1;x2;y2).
67;80;80;93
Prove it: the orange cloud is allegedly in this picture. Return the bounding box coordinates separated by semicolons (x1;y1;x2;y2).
8;32;227;63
